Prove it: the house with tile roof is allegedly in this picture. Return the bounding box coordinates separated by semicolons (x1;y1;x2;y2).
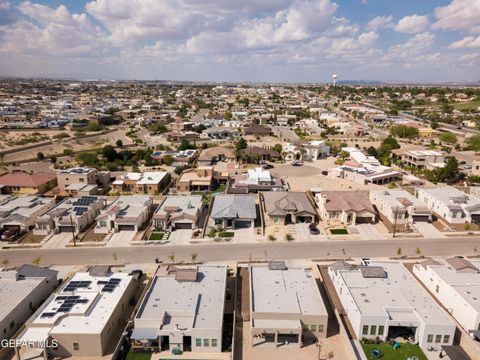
210;194;256;229
261;191;318;225
0;172;57;195
316;191;376;225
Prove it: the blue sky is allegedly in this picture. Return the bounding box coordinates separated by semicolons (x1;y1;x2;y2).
0;0;479;82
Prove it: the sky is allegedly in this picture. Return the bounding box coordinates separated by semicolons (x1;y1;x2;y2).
0;0;479;83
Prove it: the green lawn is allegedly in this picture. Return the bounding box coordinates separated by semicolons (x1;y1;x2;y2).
218;231;234;238
330;228;349;235
149;232;164;240
126;351;152;360
361;341;427;360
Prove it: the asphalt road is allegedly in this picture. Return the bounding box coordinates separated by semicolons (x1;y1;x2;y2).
1;236;478;267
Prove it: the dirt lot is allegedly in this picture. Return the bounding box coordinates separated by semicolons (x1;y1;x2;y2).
272;158;383;192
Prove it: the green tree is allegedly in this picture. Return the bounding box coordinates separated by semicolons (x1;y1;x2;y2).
390;125;419;139
162;155;174;166
439;132;457;144
115;139;123;148
50;155;57;164
37;152;45;160
465;134;480;151
101;145;118;162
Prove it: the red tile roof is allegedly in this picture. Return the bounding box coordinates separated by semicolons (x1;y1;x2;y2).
0;172;57;187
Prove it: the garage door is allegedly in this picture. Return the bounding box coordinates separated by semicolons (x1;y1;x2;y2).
175;222;192;230
356;217;374;224
2;225;20;230
235;220;252;229
58;226;74;233
412;215;429;222
118;224;135;231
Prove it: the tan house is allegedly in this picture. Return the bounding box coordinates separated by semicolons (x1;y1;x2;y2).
15;267;138;358
112;172;171;195
249;263;328;348
176;166;214;192
261;192;318;225
0;172;57;195
316;191;376;225
57;167;110;196
197;147;236;166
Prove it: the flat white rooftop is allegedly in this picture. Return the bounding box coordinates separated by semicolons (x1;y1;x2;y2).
0;271;46;322
423;258;480;313
0;196;54;224
335;261;452;326
135;266;226;331
250;265;327;317
19;271;133;340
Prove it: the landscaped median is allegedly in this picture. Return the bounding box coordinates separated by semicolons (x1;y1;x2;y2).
361;340;427;360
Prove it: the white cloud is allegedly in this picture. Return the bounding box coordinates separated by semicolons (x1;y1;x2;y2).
0;2;107;56
449;35;480;49
383;32;435;63
394;14;429;33
365;15;393;31
0;1;10;10
433;0;480;33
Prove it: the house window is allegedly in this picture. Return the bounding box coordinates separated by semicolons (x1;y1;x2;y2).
311;325;317;332
443;335;450;344
204;339;209;347
436;285;439;293
435;335;441;343
318;325;324;333
195;338;202;347
211;339;217;347
378;326;384;336
73;343;79;351
362;325;368;335
370;325;376;335
427;335;433;343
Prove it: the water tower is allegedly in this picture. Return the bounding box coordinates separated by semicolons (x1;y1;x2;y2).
332;74;338;87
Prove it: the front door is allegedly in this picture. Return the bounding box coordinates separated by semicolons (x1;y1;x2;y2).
160;335;170;351
183;336;192;352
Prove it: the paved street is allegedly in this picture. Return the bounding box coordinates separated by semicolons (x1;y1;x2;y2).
1;236;478;267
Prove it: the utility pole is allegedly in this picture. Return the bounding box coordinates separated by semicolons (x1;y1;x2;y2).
69;215;77;247
393;206;399;238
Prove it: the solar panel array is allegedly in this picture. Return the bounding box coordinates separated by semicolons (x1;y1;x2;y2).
63;280;91;292
40;295;89;318
72;196;98;207
98;278;121;292
73;206;88;216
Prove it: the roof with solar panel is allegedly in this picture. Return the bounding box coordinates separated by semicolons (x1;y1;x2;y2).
22;271;134;335
37;196;105;223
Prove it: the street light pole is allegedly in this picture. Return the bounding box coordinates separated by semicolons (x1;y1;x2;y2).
393;205;399;238
69;215;77;247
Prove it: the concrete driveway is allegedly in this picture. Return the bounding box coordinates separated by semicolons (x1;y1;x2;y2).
233;227;255;243
107;231;136;247
169;229;193;245
293;223;323;242
43;232;73;249
355;224;384;240
414;222;446;239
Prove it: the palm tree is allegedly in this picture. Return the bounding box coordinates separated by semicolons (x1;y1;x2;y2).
191;252;198;262
415;247;422;257
397;247;402;257
1;259;9;268
32;257;41;266
168;253;176;263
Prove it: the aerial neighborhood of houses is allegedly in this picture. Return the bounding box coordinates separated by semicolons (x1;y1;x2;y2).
1;80;480;360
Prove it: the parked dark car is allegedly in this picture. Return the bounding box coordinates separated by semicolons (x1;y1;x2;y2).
309;223;320;235
1;227;21;241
